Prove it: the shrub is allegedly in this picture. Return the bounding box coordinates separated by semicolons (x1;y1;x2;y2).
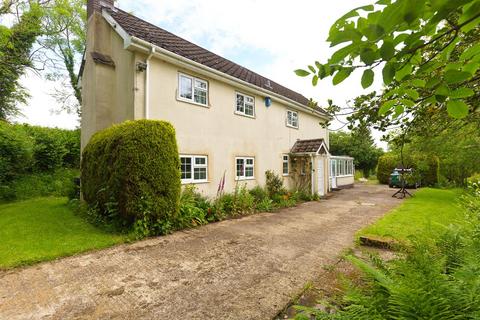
410;155;439;186
249;186;269;203
0;121;33;183
178;185;208;228
81;120;181;236
60;129;80;168
376;154;398;184
20;125;68;172
265;170;284;197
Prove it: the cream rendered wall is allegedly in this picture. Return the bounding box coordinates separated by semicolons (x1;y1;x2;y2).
144;58;328;196
336;176;355;187
81;13;136;150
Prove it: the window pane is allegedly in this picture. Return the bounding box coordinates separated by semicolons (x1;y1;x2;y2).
181;157;192;179
283;162;289;175
194;79;207;89
245;167;254;177
246;158;254;165
236;159;244;177
236;94;244;112
194;88;207;105
194;167;207;180
195;157;206;165
245;103;254;116
180;76;192;99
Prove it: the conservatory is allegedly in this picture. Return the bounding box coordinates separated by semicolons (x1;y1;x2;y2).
329;156;355;189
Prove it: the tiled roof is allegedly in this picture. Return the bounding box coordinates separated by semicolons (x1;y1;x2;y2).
291;139;328;154
105;7;327;114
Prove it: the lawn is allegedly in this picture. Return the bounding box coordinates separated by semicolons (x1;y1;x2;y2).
0;197;126;269
358;188;464;242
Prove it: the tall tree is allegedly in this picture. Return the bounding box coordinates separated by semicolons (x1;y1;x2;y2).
330;125;384;177
38;0;86;115
0;1;43;120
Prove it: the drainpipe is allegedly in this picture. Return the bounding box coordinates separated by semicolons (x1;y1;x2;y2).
310;154;315;196
144;47;155;119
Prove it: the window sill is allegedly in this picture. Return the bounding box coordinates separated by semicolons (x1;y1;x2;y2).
181;180;209;185
176;97;210;108
282;174;289;177
286;124;299;130
235;177;255;181
332;175;354;178
234;111;256;119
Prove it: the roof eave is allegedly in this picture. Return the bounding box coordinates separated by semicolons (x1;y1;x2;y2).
102;10;330;121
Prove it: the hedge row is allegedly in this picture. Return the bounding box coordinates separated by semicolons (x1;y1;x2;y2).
377;153;439;186
81;120;181;236
0;121;80;184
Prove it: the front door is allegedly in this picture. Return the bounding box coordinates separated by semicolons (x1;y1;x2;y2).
317;158;325;196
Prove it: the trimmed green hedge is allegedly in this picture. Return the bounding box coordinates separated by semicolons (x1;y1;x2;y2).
0;121;33;183
81;120;181;236
377;154;398;184
377;153;439;186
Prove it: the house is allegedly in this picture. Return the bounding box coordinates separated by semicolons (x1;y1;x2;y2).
80;0;354;197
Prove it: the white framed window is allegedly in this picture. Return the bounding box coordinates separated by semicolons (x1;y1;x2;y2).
235;92;255;117
330;158;354;177
286;110;299;128
178;73;208;106
282;154;289;176
180;155;208;183
236;157;255;180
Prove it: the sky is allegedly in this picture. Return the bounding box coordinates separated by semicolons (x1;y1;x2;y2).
15;0;386;147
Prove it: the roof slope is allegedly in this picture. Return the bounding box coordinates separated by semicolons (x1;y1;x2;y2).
106;7;325;113
291;139;328;154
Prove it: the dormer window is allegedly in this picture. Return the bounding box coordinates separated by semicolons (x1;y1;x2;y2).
178;73;208;106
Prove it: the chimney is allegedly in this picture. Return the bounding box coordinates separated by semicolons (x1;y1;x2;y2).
87;0;114;19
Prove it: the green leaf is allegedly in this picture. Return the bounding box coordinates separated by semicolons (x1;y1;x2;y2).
435;84;450;96
360;47;377;65
410;79;426;88
395;64;412;81
332;68;353;85
426;78;441;89
463;62;480;75
444;70;472;84
329;44;355;64
294;69;310;77
364;24;385;41
400;98;415;107
361;69;375;89
379;100;396;115
380;40;395;60
394;104;405;117
460;43;480;61
382;62;396;85
308;65;316;73
312;75;319;86
450;87;474;98
404;89;419;100
447;100;469;119
459;0;480;32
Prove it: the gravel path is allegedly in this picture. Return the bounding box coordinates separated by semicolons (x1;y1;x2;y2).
0;184;402;320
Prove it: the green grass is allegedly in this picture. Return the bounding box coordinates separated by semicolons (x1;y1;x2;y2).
0;197;126;269
358;188;463;242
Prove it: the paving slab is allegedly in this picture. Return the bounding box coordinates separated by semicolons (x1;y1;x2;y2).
0;184;402;320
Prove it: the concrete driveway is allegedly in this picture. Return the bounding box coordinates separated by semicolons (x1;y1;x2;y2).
0;184;402;320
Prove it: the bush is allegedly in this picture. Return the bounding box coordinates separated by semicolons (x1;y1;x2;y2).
20;125;68;172
410;155;439;186
265;170;284;197
376;154;398;184
0;121;34;183
81;120;181;236
249;186;269;203
178;185;208;228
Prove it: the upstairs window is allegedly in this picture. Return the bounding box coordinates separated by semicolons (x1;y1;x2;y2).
178;73;208;106
282;155;289;176
236;157;255;180
236;93;255;117
286;110;298;128
181;155;208;183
